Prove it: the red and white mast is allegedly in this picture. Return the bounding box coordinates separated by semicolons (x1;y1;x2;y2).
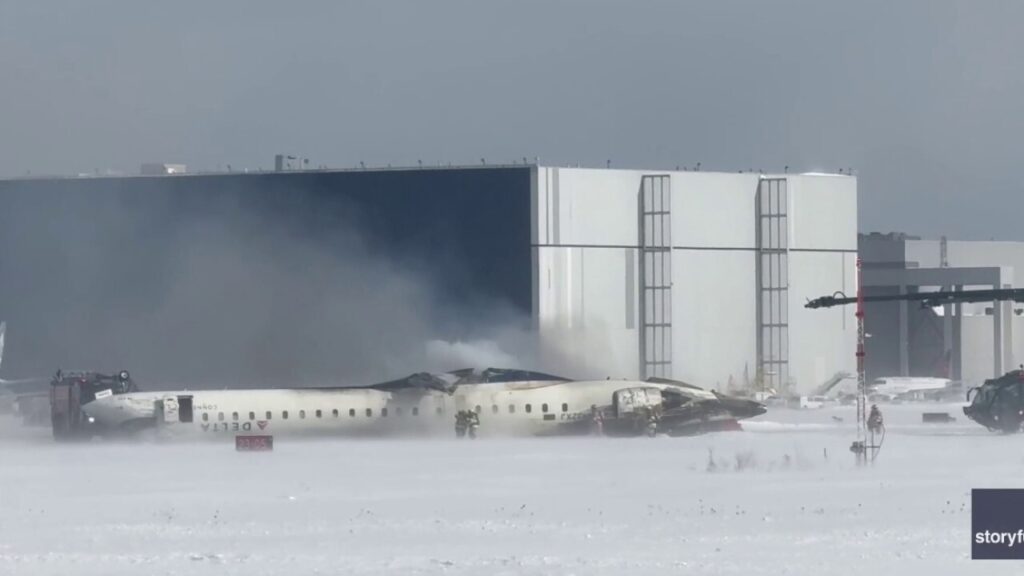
855;257;868;464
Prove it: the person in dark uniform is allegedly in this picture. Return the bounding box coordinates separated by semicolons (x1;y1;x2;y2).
454;410;467;438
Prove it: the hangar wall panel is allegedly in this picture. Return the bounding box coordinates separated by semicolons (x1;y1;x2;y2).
534;167;640;247
787;251;857;390
946;243;1024;285
903;240;940;269
862;288;904;382
786;175;857;251
535;167;762;249
672;249;757;388
534;244;638;378
905;240;1024;288
960;317;996;386
672;173;759;248
956;314;1024;385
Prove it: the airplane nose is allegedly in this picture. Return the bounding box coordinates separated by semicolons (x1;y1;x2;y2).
736;399;767;418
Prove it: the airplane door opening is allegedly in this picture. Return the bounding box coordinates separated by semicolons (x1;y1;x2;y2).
178;396;194;423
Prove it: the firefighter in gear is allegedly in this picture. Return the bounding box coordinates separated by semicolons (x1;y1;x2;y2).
454;410;468;438
590;405;604;436
466;409;480;439
634;407;650;435
867;404;884;435
645;406;660;438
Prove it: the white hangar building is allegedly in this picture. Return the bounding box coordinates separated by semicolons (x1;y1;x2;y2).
0;165;857;391
531;167;857;394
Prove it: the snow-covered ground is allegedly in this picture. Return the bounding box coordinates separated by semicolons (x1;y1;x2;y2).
2;402;1022;575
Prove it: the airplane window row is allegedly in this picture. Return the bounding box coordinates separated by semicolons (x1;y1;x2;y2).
199;402;573;422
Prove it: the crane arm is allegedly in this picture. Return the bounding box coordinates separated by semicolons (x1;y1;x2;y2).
805;288;1024;309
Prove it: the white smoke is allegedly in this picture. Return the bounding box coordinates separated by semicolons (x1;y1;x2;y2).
423;339;519;372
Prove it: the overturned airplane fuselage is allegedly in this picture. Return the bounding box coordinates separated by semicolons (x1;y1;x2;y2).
53;368;767;441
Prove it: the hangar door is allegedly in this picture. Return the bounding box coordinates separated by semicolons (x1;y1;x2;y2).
639;175;673;379
756;178;790;393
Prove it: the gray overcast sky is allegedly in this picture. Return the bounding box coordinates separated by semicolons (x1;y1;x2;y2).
1;0;1021;239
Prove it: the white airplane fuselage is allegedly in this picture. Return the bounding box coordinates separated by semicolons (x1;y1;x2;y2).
868;377;951;399
80;379;742;439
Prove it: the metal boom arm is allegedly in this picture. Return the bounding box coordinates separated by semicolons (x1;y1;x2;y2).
805;288;1024;309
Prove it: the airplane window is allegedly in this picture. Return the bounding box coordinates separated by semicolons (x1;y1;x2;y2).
283;411;289;419
525;404;532;413
332;409;339;418
232;412;239;421
265;411;272;420
202;413;209;422
474;405;482;414
218;412;224;421
492;405;499;414
436;407;443;416
561;403;568;413
349;408;356;417
508;404;515;414
381;408;388;417
366;408;373;417
299;410;306;419
248;411;255;420
412;406;419;416
315;409;322;418
542;403;548;413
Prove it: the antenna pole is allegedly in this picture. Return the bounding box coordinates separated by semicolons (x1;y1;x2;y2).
853;257;869;465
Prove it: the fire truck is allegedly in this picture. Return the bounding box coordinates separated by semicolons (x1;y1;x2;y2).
49;370;136;440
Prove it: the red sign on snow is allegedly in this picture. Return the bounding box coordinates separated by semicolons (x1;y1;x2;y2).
236;435;273;451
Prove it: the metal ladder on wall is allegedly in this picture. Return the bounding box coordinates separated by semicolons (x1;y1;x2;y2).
639;175;673;379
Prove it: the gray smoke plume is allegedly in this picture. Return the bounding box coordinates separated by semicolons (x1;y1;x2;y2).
0;186;569;389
